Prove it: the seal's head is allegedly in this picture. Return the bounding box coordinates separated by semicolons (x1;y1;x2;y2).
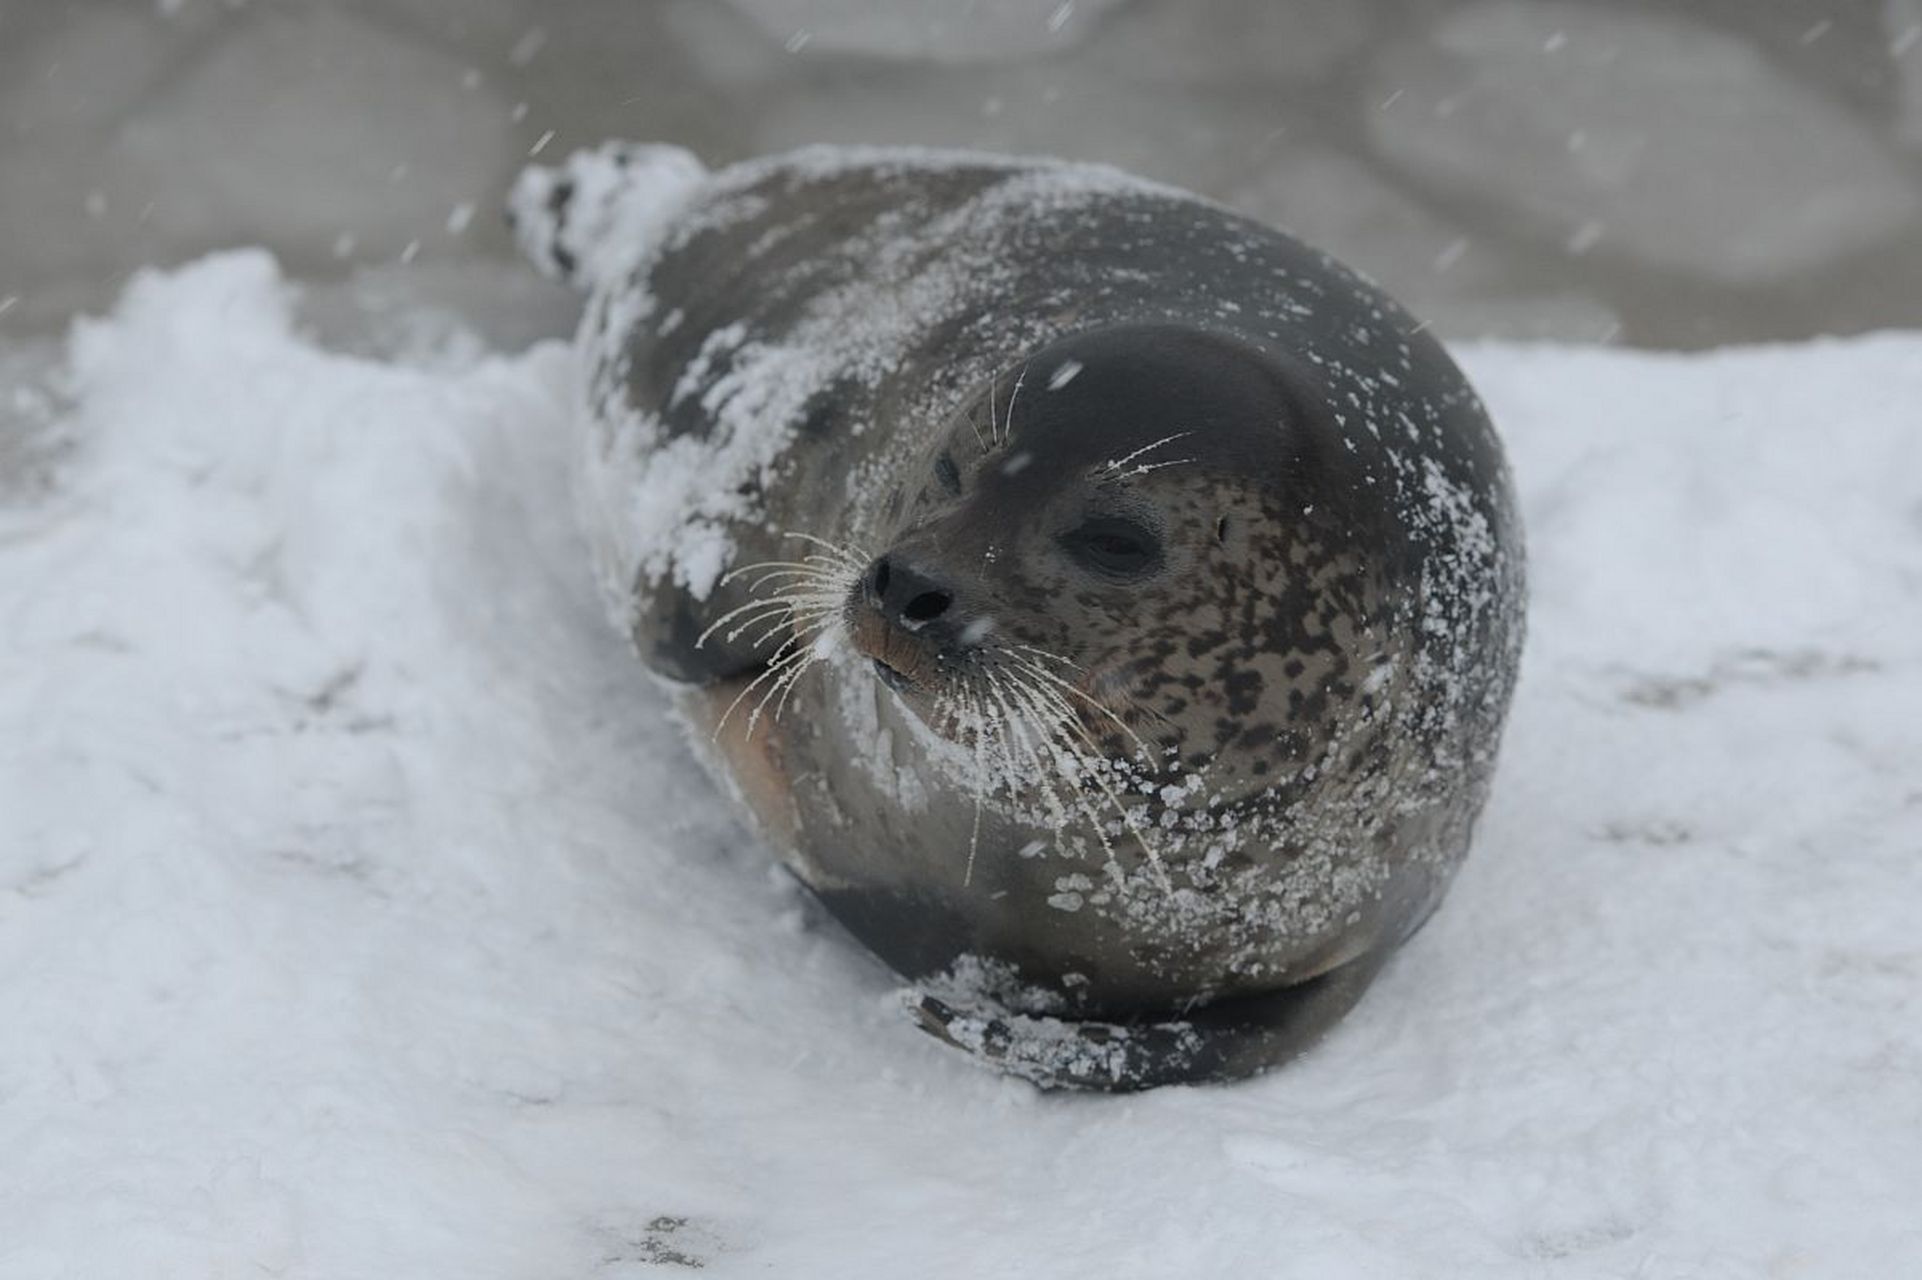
847;323;1403;813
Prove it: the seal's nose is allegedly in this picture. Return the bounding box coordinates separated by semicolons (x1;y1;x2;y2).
864;555;956;634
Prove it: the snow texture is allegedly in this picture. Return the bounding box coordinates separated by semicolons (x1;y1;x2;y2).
507;142;709;291
2;254;1920;1277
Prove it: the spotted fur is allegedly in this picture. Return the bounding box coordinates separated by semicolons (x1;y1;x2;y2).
534;145;1526;1088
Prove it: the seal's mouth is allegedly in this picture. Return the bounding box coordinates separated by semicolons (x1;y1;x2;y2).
847;596;940;697
871;656;916;692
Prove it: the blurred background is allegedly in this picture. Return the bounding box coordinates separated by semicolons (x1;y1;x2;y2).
2;0;1920;351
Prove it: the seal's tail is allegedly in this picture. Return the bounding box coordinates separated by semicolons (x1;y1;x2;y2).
506;141;708;292
910;952;1389;1091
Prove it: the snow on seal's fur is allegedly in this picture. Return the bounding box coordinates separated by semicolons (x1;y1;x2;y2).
518;144;1199;623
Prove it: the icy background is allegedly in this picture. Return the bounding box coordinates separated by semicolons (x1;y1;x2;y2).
3;2;1921;1277
5;0;1922;346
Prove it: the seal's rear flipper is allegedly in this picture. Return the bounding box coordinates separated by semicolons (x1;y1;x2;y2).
911;954;1389;1091
506;142;708;291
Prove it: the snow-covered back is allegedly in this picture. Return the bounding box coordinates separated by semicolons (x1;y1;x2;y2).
2;254;1918;1277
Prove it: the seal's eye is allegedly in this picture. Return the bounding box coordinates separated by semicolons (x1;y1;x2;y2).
1061;516;1162;580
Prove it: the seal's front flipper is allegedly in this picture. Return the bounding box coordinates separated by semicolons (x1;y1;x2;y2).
911;953;1390;1091
506;142;708;291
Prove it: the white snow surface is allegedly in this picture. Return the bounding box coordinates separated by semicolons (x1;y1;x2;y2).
3;253;1920;1277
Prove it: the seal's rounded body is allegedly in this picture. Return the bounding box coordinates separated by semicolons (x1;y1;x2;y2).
511;143;1525;1089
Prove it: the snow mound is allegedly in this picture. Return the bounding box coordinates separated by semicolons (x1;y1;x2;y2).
2;255;1919;1277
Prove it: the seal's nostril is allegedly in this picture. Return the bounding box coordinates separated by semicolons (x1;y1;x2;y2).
869;553;956;628
902;590;951;623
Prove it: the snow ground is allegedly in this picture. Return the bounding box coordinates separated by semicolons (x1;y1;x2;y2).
1;253;1919;1277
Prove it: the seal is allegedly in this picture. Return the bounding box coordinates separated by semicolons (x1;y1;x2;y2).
508;142;1525;1090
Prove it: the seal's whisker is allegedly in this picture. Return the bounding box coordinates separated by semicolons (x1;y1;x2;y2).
974;672;1033;795
996;673;1134;878
1000;663;1173;889
1000;650;1150;760
734;595;846;636
1002;642;1180;734
698;599;789;649
740;602;837;652
997;644;1150;749
734;574;833;601
1096;432;1193;478
738;562;848;587
978;679;1038;820
703;534;863;658
1002;364;1029;439
719;557;817;580
1019;683;1119;776
1007;643;1075;667
718;555;850;588
777;530;872;572
713;636;806;737
764;640;824;722
702;594;806;641
963;400;988;453
965;786;985;887
709;563;852;736
743;639;828;736
699;587;842;649
726;613;795;650
1108;457;1194;479
983;670;1080;844
956;678;992;888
